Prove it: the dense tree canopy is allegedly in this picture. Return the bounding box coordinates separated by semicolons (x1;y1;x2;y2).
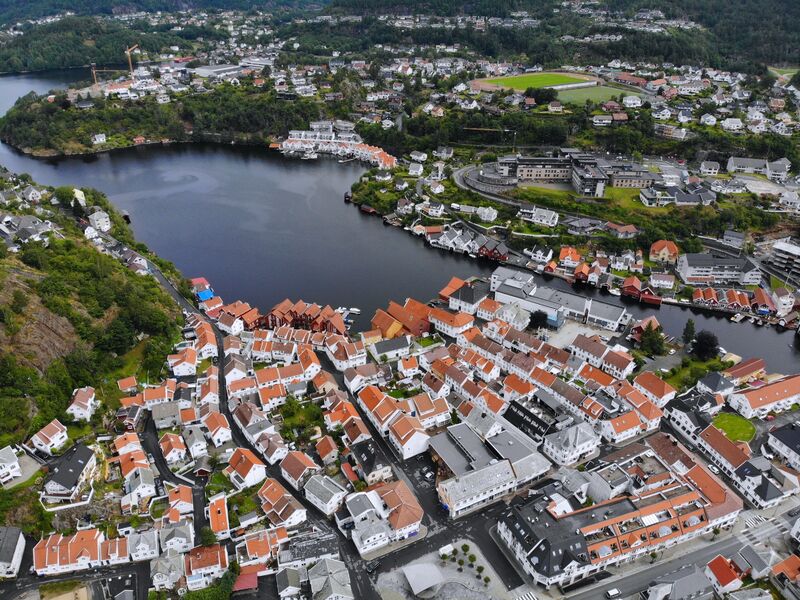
0;16;189;73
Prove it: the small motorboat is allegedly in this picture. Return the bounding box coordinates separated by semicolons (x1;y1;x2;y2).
349;307;362;315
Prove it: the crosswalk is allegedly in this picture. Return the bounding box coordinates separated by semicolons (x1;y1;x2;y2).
743;514;769;529
514;592;539;600
741;514;789;545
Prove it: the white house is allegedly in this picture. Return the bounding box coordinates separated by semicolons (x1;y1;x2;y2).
67;386;98;422
202;411;232;447
0;447;21;486
184;544;229;591
622;95;642;108
304;475;347;516
429;308;474;338
542;423;600;466
387;415;430;460
88;210;111;233
0;527;25;578
128;530;159;562
31;419;68;455
728;375;800;419
224;448;267;490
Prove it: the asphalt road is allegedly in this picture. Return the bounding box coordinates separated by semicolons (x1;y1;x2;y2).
567;535;743;600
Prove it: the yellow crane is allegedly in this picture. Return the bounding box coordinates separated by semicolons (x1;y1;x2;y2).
125;44;139;78
90;63;119;85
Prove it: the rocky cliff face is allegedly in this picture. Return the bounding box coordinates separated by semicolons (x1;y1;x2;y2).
0;267;79;373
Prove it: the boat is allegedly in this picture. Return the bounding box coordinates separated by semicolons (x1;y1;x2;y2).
468;253;477;258
335;307;347;313
349;308;361;315
338;157;356;163
301;151;318;160
730;313;745;323
608;288;622;296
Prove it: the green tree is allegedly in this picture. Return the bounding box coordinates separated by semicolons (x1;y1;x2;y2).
640;322;666;356
530;310;548;329
682;319;696;344
693;330;720;361
199;526;217;546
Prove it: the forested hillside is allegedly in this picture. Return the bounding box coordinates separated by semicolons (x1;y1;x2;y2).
0;83;322;154
0;183;184;447
0;0;323;25
327;0;800;67
0;16;189;73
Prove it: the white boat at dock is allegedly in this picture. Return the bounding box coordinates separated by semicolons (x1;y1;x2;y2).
301;151;318;160
730;313;745;323
349;307;361;315
608;288;622;296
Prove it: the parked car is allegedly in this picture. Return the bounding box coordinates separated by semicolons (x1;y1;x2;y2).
606;589;621;598
365;560;381;573
708;464;720;475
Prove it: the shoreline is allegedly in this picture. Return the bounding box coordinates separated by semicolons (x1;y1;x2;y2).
0;135;275;159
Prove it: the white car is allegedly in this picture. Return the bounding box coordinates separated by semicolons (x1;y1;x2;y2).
708;464;720;475
606;589;621;599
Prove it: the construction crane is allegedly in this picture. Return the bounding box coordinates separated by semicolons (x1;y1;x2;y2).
90;63;120;85
463;127;517;151
125;44;139;78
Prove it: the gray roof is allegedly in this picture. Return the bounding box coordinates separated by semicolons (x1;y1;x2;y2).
545;422;599;452
698;371;734;393
588;299;627;323
438;459;516;505
129;529;158;553
276;567;303;594
159;521;193;547
128;467;155;491
0;446;18;467
769;422;800;455
451;281;489;305
278;531;339;567
401;563;445;596
647;563;713;599
372;336;411;355
46;444;94;491
429;423;494;476
150;548;184;580
681;253;757;271
0;527;21;563
309;558;354;600
304;475;346;505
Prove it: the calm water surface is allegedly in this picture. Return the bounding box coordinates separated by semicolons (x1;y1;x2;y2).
0;71;798;371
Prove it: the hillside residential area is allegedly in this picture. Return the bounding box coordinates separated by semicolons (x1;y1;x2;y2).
1;2;800;600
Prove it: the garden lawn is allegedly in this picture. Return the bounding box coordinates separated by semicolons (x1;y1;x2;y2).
713;412;756;442
485;73;584;90
770;274;795;292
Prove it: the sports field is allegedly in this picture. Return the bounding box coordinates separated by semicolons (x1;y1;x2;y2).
483;72;587;90
557;85;643;104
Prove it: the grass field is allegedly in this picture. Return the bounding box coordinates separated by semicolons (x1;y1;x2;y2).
713;412;756;442
485;72;585;90
769;65;799;76
557;85;643;104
